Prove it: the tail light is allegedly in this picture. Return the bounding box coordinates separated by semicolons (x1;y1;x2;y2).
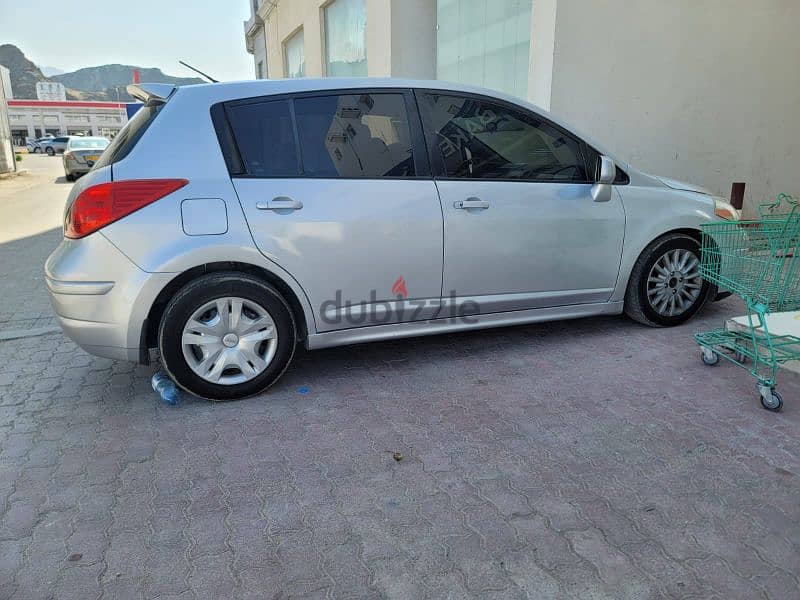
65;179;188;239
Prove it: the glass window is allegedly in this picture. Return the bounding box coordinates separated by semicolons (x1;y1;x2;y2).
436;0;531;98
68;138;109;150
420;93;589;182
294;93;415;178
324;0;367;77
284;29;305;78
256;60;264;79
93;103;164;170
227;100;299;177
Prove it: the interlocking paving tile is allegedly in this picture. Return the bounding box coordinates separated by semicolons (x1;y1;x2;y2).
0;276;799;598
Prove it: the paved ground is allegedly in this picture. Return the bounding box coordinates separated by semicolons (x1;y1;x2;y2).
0;155;799;599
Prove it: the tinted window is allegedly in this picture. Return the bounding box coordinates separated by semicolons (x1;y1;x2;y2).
294;93;415;178
93;103;164;170
584;145;630;185
227;100;298;177
420;93;589;182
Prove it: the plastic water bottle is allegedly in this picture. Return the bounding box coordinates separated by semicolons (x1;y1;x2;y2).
151;371;180;406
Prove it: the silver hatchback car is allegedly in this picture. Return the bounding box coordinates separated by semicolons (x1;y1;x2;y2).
45;79;738;400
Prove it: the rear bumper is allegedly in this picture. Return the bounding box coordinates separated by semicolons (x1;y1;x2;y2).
45;233;172;363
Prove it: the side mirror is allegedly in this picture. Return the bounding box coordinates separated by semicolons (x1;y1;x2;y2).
596;155;616;184
592;155;615;202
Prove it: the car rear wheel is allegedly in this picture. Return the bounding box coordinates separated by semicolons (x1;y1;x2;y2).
158;272;297;400
624;233;711;327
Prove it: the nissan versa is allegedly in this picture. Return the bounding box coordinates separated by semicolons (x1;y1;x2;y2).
45;79;738;400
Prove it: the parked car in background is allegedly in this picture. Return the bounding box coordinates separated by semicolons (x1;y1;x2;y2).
26;135;55;153
39;136;72;156
62;136;110;181
45;79;739;400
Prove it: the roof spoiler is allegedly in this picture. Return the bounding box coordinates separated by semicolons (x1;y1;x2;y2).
126;83;176;104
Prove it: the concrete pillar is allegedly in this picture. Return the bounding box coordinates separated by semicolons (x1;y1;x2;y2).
389;0;436;79
528;0;557;109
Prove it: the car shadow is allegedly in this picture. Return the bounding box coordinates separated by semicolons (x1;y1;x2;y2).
54;176;72;184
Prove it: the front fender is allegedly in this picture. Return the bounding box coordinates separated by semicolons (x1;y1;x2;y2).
612;186;716;302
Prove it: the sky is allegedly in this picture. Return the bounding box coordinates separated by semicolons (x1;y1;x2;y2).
0;0;254;81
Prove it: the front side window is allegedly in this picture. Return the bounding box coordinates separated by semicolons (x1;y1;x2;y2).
294;93;415;178
284;29;305;78
324;0;367;77
420;93;589;182
227;99;299;177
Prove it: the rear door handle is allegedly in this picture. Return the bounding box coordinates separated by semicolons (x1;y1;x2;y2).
454;198;489;210
256;196;303;211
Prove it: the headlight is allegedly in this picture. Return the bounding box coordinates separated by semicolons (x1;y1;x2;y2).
63;151;73;160
714;197;739;220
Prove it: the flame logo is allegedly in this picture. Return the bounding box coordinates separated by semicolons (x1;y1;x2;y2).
391;276;408;299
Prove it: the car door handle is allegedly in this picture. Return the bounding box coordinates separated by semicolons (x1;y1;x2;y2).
454;198;489;210
256;197;303;211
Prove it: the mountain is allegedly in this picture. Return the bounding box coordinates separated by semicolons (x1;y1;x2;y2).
0;44;205;101
53;65;203;101
0;44;48;100
39;65;65;77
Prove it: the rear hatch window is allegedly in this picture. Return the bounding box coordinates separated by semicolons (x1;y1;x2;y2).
92;102;164;170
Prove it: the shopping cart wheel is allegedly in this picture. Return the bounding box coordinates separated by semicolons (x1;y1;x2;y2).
701;349;719;366
734;350;748;364
758;387;783;412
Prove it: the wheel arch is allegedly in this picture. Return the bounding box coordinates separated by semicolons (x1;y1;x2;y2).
614;226;703;300
143;261;311;355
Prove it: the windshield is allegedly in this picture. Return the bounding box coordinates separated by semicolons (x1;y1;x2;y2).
68;138;109;150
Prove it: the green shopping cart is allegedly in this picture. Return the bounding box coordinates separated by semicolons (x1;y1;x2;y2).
695;194;800;411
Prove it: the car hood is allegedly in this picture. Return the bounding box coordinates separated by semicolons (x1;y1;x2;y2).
654;176;711;196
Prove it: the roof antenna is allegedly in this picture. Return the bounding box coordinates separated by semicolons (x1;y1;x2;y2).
178;60;218;83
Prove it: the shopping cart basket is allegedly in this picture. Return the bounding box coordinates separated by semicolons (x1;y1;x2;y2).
694;193;800;411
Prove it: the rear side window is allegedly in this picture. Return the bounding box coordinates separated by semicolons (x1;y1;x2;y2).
226;100;299;177
93;102;164;170
293;93;415;178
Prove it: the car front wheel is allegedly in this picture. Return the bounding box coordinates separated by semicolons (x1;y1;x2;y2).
46;147;54;156
624;233;711;327
158;272;297;400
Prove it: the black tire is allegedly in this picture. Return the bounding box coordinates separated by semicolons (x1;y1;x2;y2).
158;272;297;400
624;233;711;327
46;147;54;156
65;173;75;182
33;147;40;154
760;389;783;412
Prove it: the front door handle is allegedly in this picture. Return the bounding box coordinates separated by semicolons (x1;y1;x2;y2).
454;198;489;210
256;196;303;211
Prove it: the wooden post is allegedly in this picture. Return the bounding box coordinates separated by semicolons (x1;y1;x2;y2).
730;182;745;210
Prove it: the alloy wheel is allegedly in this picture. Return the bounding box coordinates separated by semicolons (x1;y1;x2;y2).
646;248;702;317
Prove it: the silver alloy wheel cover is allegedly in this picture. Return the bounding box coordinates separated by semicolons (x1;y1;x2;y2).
646;248;702;317
181;296;278;385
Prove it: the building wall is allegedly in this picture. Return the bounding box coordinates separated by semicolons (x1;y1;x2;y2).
258;0;435;79
545;0;800;210
252;27;269;79
6;102;128;142
0;65;14;174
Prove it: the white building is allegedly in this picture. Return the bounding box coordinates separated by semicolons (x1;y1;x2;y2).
7;99;128;146
244;0;800;211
